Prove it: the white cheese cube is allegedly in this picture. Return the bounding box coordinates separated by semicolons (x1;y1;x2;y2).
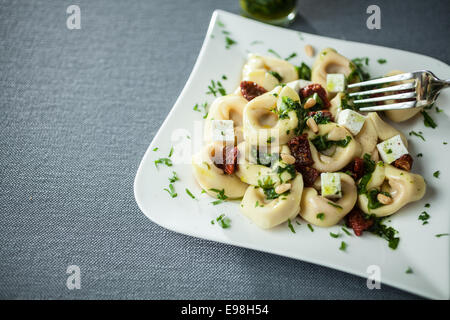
337;109;366;136
376;135;408;164
321;172;342;199
211;120;234;143
326;73;346;93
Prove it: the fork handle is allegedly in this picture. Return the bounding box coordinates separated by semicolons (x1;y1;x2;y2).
434;79;450;89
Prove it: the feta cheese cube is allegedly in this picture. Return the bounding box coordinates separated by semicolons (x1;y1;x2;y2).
211;120;234;143
321;172;342;199
326;73;346;93
337;109;366;136
377;135;408;164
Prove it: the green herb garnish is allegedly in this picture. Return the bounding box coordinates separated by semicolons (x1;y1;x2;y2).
405;267;413;274
339;241;347;251
327;201;343;209
436;233;449;238
296;62;311;80
418;211;430;225
268;70;282;82
316;213;325;220
185;188;196;199
154;157;172;168
216;214;231;228
421;111;437;129
377;58;387;64
433;171;440;178
307;224;314;232
225;36;237;49
288;219;296;233
163;184;177;198
285;52;297;61
330;232;340;238
342;227;351;236
169;171;179;183
409;131;425;141
209;188;228;205
267;48;281;58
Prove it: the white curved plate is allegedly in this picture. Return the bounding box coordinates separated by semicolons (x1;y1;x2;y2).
134;10;450;299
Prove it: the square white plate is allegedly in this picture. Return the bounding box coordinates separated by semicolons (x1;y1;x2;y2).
134;10;450;299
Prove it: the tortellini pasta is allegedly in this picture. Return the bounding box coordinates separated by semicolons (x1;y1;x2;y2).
191;143;247;199
204;95;247;144
300;173;357;227
240;175;304;229
357;164;426;217
243;86;298;145
304;123;361;172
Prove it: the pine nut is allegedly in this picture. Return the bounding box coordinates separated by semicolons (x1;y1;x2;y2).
275;183;291;194
304;44;315;57
304;97;317;109
306;117;319;133
280;153;296;164
377;193;393;205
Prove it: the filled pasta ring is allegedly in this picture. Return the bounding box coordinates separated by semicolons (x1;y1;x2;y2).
240;174;304;229
311;48;355;98
357;164;426;217
242;54;298;86
304;123;361;172
204;95;247;144
243;86;299;145
191;143;248;199
300;173;357;227
235;142;295;186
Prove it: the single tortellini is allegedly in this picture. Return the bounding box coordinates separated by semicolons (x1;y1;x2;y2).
300;173;357;227
191;143;247;199
304;123;361;172
357;164;426;217
311;48;355;98
383;70;422;122
204;95;247;144
240;174;304;229
243;86;298;145
235;142;295;186
242;54;298;88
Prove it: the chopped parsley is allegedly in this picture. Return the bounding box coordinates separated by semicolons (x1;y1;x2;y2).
267;48;281;58
418;211;430;225
307;224;314;232
209;188;228;205
330;232;341;238
296;62;311;80
225;36;237;49
311;134;352;152
424;203;430;208
421;111;437;129
255;200;264;208
193;102;209;118
222;75;227;80
339;241;347;251
154;157;172;168
185;188;196;199
152;147;159;151
417;153;423;157
268;70;282;82
215;214;231;228
287;219;296;233
327;201;343;209
257;176;288;200
250;40;263;45
377;58;387;64
169;171;179;183
366;215;400;249
308;111;332;124
433;171;440;178
436;233;449;238
168;146;174;157
207;80;226;97
316;213;325;220
405;267;413;274
348;57;370;82
409;131;425;141
163;184;177;198
285;52;297;61
342;227;351;236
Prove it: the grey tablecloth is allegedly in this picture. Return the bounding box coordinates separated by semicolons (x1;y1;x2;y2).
1;0;449;299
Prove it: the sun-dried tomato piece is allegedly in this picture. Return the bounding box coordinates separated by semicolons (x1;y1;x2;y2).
213;146;239;175
288;134;314;167
392;154;413;172
307;110;334;122
346;208;374;236
240;81;267;101
299;83;330;108
297;166;319;187
344;157;364;180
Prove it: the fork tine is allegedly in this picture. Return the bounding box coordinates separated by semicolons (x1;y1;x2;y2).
348;82;415;97
353;92;416;104
359;101;416;112
347;72;414;88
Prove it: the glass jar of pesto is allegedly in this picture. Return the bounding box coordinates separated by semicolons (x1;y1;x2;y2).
240;0;297;26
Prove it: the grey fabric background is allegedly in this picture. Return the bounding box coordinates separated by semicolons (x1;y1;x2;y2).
0;0;449;299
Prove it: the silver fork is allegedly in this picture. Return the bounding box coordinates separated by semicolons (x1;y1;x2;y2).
347;70;450;112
